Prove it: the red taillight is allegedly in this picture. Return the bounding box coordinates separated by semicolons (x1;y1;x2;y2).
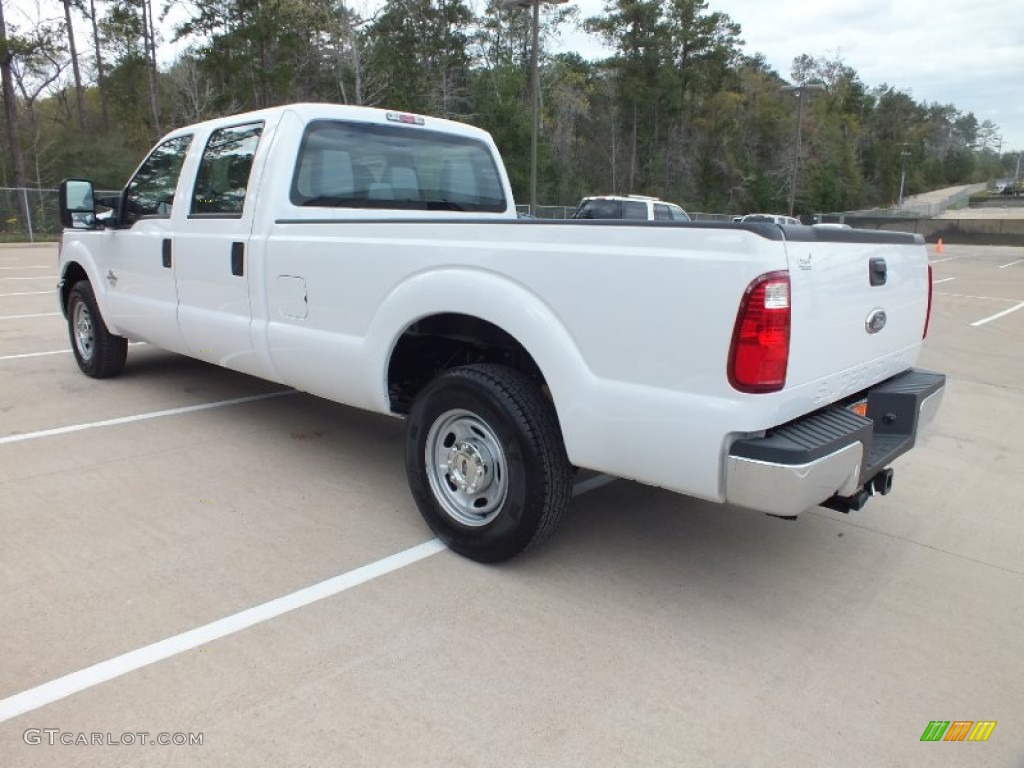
924;262;933;339
728;271;791;393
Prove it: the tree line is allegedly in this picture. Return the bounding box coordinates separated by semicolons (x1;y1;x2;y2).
0;0;1013;216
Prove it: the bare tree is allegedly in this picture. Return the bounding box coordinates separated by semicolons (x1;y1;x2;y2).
0;0;30;226
60;0;87;127
88;0;108;127
167;54;217;123
139;0;160;131
14;47;68;186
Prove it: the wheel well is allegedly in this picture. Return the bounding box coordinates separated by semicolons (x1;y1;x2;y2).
387;313;546;414
61;262;89;313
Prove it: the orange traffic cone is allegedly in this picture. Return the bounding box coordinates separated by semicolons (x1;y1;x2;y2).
936;238;944;254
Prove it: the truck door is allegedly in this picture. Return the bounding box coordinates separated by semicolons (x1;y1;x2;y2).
102;134;193;353
173;121;266;377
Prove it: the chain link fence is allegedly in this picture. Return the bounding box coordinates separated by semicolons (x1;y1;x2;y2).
0;187;56;242
0;187;120;243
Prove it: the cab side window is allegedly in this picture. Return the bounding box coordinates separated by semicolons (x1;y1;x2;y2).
191;123;264;216
122;135;192;226
575;199;622;219
622;201;648;220
654;204;672;221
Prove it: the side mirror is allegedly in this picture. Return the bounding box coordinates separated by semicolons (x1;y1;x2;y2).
59;179;98;230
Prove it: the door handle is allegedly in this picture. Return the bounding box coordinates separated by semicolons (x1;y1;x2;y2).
162;238;172;268
231;242;244;276
869;257;887;286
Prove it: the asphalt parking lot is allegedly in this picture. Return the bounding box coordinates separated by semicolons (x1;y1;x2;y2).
1;241;1022;767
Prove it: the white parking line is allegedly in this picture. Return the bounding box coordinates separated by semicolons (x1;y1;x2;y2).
0;539;448;723
0;290;52;297
0;265;51;270
929;257;955;263
0;312;60;321
0;276;57;281
0;391;294;445
0;464;617;724
0;349;68;361
932;277;956;284
0;342;145;362
998;259;1024;269
971;301;1024;327
936;292;1019;302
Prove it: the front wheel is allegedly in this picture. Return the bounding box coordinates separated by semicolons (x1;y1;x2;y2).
405;364;572;563
67;281;127;378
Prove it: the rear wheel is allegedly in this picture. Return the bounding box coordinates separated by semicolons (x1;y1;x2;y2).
67;281;127;378
405;364;572;563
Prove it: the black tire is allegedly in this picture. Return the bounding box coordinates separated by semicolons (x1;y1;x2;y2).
405;364;572;563
66;281;127;378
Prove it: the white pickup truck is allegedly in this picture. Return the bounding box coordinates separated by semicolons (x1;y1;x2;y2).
57;103;944;562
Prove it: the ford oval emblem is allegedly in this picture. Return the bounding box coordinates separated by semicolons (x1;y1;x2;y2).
865;308;887;334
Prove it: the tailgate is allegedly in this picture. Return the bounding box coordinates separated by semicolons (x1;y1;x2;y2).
782;227;929;393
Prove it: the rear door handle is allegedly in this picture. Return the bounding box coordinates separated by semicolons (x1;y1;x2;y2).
162;238;172;269
231;242;244;276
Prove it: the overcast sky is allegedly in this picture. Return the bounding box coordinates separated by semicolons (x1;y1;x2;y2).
5;0;1023;153
559;0;1024;152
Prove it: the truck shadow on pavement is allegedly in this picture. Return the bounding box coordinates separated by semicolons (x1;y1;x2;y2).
110;349;908;625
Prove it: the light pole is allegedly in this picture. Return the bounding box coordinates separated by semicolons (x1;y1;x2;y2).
780;82;825;216
503;0;567;215
897;143;911;208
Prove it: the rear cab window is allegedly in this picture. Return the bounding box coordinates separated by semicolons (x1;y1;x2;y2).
290;120;506;213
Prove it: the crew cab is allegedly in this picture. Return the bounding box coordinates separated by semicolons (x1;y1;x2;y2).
57;103;944;562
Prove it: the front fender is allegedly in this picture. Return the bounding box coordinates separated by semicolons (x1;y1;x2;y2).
58;239;124;335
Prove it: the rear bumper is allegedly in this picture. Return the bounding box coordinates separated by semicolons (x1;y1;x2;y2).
724;369;945;516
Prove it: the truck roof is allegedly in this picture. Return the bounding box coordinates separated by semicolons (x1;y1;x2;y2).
159;103;495;144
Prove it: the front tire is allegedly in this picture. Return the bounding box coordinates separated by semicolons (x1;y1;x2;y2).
405;364;572;563
67;281;127;378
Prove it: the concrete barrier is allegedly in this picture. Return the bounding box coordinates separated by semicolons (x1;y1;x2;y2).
969;198;1024;209
846;217;1024;246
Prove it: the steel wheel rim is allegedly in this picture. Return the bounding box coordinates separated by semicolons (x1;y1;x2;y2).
425;408;509;527
73;301;95;362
